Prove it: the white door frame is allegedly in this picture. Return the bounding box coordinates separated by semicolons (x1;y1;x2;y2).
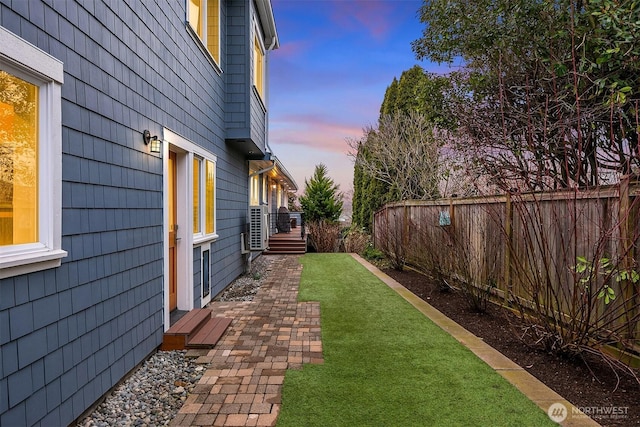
162;129;195;331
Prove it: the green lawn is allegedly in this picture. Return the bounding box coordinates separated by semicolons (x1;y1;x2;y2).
277;253;555;427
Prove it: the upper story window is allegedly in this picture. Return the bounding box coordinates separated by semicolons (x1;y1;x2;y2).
187;0;221;66
253;29;265;100
193;155;217;240
0;27;66;279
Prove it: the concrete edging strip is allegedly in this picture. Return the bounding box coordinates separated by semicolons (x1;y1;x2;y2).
350;253;600;427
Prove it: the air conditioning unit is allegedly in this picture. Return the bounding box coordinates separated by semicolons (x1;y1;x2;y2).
248;205;268;250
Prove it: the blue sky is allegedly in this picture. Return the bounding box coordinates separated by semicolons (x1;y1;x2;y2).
268;0;441;206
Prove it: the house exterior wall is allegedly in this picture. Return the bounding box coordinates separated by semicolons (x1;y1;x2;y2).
225;0;268;156
0;0;272;425
225;2;250;138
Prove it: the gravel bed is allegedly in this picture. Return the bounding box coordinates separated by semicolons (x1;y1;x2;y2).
76;351;202;427
77;256;273;426
214;255;273;302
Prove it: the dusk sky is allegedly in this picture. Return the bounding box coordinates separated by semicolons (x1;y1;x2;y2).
268;0;446;208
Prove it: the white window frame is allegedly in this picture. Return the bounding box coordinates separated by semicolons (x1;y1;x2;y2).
192;154;218;245
277;185;283;208
0;27;67;279
250;174;260;206
186;0;222;71
252;19;266;101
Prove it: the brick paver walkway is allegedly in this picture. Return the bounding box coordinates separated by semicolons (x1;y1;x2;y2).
171;255;323;427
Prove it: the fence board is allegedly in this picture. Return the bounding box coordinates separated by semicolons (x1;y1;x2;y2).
373;179;640;346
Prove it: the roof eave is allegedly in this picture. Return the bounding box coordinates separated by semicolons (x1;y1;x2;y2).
255;0;279;49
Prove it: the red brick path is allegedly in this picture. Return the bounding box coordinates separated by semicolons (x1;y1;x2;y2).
170;255;323;426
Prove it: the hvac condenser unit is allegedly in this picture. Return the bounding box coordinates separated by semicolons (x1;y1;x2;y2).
248;205;268;250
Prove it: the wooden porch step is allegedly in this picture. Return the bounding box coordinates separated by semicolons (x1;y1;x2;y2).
188;316;233;348
264;235;307;255
264;244;306;254
161;308;232;350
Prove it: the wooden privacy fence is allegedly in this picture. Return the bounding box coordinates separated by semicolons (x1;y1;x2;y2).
373;177;640;346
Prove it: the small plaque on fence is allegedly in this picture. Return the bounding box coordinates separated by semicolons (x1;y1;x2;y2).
439;211;451;226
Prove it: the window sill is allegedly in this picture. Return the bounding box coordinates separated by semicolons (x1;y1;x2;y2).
193;234;219;246
0;248;68;279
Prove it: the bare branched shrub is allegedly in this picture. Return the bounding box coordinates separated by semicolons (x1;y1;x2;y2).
374;210;405;270
407;205;500;312
375;184;640;378
343;227;370;254
433;1;640;374
348;111;449;201
306;220;341;253
505;188;640;367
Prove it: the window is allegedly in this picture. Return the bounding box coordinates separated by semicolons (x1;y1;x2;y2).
250;174;259;206
0;27;66;279
0;71;38;246
187;0;221;65
253;32;265;99
193;155;217;241
193;158;201;234
262;175;268;204
277;185;283;208
205;159;215;234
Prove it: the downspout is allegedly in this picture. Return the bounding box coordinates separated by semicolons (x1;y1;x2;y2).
264;36;277;155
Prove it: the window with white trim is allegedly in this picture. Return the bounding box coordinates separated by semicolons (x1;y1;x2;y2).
261;175;268;204
193;155;217;240
0;27;66;279
250;174;259;206
253;26;265;99
187;0;221;65
277;185;283;208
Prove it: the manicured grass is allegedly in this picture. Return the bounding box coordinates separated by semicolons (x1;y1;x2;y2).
277;254;554;427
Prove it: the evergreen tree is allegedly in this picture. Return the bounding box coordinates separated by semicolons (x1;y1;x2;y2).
299;164;343;223
352;142;390;232
379;77;398;116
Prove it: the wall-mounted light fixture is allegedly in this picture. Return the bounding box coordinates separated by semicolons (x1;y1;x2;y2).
143;129;161;153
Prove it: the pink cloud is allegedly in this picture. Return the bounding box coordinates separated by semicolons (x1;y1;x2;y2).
275;40;310;59
271;113;364;154
329;1;395;40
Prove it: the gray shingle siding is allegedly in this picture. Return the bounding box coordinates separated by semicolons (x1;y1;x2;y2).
250;91;267;145
225;2;249;134
0;0;265;425
224;0;269;156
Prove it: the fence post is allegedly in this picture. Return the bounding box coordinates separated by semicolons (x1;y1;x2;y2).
503;191;513;306
449;196;456;228
403;201;409;247
619;175;637;340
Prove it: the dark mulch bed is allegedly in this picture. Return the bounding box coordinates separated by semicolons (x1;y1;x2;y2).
383;267;640;427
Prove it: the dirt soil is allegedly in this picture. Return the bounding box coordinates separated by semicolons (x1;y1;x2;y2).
383;267;640;427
